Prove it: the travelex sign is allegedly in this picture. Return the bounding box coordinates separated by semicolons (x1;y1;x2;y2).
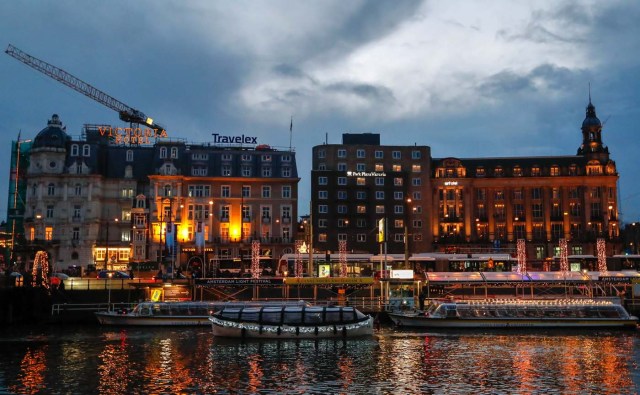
98;127;168;144
212;133;258;144
347;171;387;177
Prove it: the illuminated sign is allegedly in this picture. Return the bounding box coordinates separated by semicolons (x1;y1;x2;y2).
212;133;257;144
318;264;331;278
347;171;387;177
444;181;458;186
195;278;283;286
390;270;414;279
285;277;374;285
98;126;168;144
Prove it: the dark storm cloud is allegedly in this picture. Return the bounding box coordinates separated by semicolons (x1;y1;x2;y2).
325;81;395;103
478;64;588;98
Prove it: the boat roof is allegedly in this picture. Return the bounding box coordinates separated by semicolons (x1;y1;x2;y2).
424;270;640;283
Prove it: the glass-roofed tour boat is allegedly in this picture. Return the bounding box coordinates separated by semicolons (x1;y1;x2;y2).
209;304;374;338
389;298;638;329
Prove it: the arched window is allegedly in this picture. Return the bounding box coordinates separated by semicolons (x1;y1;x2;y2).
171;147;178;158
125;165;133;178
47;183;55;196
160;147;167;158
75;183;82;196
164;184;172;197
126;150;133;162
71;144;79;156
82;144;90;156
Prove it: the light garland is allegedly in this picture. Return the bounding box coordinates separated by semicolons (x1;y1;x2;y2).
251;240;260;279
295;240;303;278
597;238;607;273
32;250;50;289
559;238;568;272
210;316;373;333
339;240;347;277
517;239;527;274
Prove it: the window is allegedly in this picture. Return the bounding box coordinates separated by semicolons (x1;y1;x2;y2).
513;188;523;200
193;153;209;161
550;166;560;176
394;205;403;214
531;167;541;176
494;190;504;200
71;144;79;156
494;167;504;177
338;219;349;227
318;205;328;213
375;150;383;159
356;177;365;186
375;177;384;186
375;163;384;171
318;163;326;171
261;154;272;162
392;151;401;159
394;219;404;228
394;178;403;186
46;205;54;218
590;187;601;198
73;205;81;219
222;153;232;161
241;165;252;177
188;185;211;197
338;191;347;199
357;219;367;228
220;205;230;220
412;177;422;186
513;166;522;177
357;234;366;242
412;191;421;200
242;186;251;198
476;167;485;177
337;205;347;214
552;188;561;200
356;163;366;171
317;149;326;159
338;163;347;171
413;220;422;228
392;164;401;172
412;150;421;159
262;167;272;177
282;186;291;198
221;186;231;198
376;205;385;213
355;191;366;200
412;164;421;173
262;186;271;198
357;149;365;158
318;176;328;185
82;145;90;156
164;184;172;197
240;154;252;161
357;205;366;214
319;191;329;199
121;230;131;242
281;154;291;162
318;219;328;228
261;206;271;219
376;191;385;200
72;227;80;240
318;233;327;242
337;149;346;158
126;150;133;162
338;177;347;185
45;226;53;241
394;233;404;242
160;147;167;158
532;188;542;200
222;165;232;176
532;203;543;219
281;206;291;220
394;191;404;200
192;167;208;176
48;183;55;196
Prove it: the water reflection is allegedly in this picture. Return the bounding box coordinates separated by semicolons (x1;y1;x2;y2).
0;326;639;394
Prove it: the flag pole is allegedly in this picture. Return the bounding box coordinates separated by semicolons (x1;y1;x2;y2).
289;116;293;151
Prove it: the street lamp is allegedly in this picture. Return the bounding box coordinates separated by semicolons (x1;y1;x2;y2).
107;271;113;311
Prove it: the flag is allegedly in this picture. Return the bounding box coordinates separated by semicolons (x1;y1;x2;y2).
290;116;293;132
195;222;205;252
377;218;385;243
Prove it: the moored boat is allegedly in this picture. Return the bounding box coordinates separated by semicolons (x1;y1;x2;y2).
209;305;374;338
95;300;307;326
389;298;638;329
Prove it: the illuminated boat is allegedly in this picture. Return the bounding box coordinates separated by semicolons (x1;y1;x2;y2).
209;305;374;338
389;298;638;329
95;301;305;326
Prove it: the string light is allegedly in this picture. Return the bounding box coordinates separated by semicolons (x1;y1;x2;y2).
517;239;527;274
559;238;568;272
251;240;260;279
597;238;607;273
209;316;373;334
31;250;50;289
339;240;347;277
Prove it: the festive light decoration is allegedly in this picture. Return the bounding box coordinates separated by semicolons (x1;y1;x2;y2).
295;240;303;278
559;238;568;272
251;240;260;279
597;238;607;272
516;239;527;274
339;240;347;277
32;250;50;289
210;317;372;334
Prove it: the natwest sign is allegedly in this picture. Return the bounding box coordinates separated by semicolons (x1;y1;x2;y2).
212;133;257;144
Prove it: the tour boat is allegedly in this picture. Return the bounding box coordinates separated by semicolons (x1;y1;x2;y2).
209;305;374;338
389;298;638;329
95;300;306;326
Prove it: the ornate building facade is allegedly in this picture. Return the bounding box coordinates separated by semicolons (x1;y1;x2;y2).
311;99;620;266
19;115;299;273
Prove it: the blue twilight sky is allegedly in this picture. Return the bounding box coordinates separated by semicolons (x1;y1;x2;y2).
1;1;639;222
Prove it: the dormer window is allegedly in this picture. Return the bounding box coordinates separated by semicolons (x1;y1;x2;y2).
531;166;541;176
170;147;178;159
71;144;79;156
82;144;90;157
126;150;133;162
513;166;522;177
476;167;485;177
160;147;167;158
550;166;560;176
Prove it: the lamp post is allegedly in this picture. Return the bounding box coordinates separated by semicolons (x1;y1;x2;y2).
107;271;113;311
206;200;213;277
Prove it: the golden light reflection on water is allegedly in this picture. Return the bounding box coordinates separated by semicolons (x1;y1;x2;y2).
11;346;47;395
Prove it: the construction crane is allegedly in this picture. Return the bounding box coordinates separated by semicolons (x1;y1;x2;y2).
5;44;165;132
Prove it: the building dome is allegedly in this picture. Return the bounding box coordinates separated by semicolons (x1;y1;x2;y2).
581;101;602;129
32;114;70;149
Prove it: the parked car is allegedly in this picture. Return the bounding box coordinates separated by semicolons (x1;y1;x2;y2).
97;270;131;279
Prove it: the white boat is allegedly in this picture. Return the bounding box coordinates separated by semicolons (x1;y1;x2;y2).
389;298;639;329
95;300;307;326
209;305;374;338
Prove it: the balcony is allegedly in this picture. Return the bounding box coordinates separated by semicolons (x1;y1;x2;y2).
262;216;271;224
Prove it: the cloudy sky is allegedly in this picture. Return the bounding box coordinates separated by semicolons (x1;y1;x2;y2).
1;1;639;222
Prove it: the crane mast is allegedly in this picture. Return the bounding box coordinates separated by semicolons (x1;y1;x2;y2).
5;44;164;131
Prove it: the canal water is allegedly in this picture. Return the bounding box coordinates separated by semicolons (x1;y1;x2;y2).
1;325;639;394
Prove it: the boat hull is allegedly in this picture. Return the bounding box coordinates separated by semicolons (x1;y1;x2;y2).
210;316;374;339
95;312;211;326
389;313;638;329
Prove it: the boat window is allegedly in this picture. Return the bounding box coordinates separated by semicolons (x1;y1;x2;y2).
241;309;260;322
283;308;303;324
261;310;282;324
220;309;241;320
325;308;341;323
303;308;323;324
